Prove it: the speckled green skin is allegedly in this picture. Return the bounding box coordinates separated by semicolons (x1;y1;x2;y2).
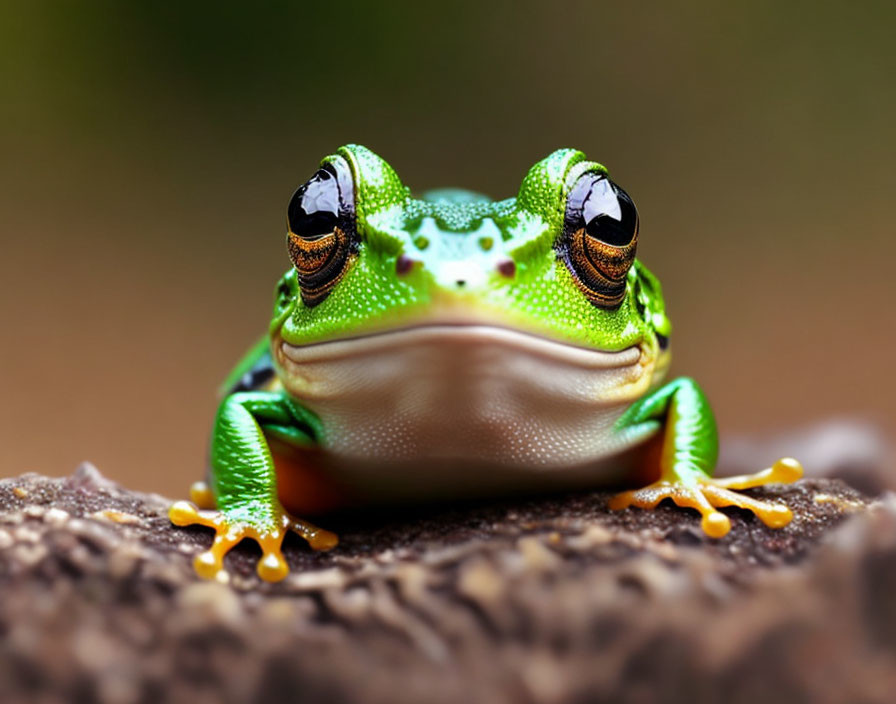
273;145;670;351
187;145;721;563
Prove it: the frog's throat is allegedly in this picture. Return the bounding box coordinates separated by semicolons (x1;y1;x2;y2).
273;324;659;470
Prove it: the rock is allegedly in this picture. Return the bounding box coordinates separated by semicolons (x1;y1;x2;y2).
0;460;894;703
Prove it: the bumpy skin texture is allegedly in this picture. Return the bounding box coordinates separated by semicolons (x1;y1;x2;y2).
276;146;667;350
170;145;801;582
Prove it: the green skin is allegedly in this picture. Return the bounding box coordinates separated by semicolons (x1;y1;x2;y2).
212;145;705;528
177;145;799;581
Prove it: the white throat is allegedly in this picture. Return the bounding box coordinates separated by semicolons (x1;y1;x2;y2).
276;325;656;478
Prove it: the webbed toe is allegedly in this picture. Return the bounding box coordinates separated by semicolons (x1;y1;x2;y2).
609;457;803;537
168;500;338;582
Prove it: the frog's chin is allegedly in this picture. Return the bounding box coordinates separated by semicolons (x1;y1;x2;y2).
273;323;658;470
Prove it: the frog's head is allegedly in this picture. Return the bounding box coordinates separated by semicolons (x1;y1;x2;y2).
272;145;671;408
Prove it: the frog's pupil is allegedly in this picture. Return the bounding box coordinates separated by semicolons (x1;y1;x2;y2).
583;178;637;247
288;169;340;239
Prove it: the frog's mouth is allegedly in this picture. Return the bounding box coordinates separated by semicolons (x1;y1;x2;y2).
277;323;654;399
281;323;642;366
274;323;659;468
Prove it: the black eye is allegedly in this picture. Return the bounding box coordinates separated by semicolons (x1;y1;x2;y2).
287;168;340;239
581;177;638;246
286;158;358;307
568;174;638;247
558;172;639;309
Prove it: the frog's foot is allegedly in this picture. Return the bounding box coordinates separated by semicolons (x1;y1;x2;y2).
608;457;804;538
188;481;216;509
168;501;339;582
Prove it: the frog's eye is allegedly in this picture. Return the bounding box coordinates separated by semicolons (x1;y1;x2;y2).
558;173;639;309
286;158;358;307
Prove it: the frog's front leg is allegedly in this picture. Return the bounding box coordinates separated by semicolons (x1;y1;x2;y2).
609;377;803;537
169;391;338;582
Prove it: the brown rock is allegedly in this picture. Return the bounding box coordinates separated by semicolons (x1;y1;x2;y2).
0;459;894;703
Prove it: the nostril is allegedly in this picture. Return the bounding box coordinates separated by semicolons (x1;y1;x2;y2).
396;255;415;275
496;259;516;278
656;333;670;350
455;279;466;287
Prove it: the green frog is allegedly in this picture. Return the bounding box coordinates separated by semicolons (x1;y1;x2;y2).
170;145;803;582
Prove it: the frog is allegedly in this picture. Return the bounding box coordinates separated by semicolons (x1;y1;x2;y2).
169;144;803;582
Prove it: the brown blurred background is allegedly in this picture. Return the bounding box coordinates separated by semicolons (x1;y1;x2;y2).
1;2;893;495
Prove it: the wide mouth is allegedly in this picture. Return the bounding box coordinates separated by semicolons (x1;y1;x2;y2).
279;323;645;369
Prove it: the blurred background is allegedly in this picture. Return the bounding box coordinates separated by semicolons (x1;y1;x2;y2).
1;1;893;495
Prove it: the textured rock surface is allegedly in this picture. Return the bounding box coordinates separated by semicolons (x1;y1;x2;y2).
0;461;894;704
